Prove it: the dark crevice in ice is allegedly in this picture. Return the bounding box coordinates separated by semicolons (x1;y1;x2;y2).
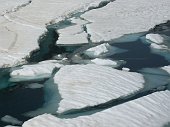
56;84;169;119
27;24;64;63
87;0;114;11
1;0;32;16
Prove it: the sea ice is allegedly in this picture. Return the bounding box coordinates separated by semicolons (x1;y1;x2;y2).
9;61;62;82
81;0;170;43
54;64;144;113
146;33;170;44
23;90;170;127
83;43;126;58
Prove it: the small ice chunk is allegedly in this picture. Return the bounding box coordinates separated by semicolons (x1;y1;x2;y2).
150;43;168;50
122;67;130;71
91;58;118;67
25;83;44;89
84;43;126;58
146;33;170;44
162;65;170;75
10;62;57;82
1;115;22;125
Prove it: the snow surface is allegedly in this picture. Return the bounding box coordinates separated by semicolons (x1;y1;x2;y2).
84;43;126;58
0;0;30;15
57;23;88;45
81;0;170;43
23;90;170;127
0;19;45;68
54;64;144;113
10;60;63;82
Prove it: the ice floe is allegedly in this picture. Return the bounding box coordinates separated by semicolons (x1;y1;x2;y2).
82;0;170;43
162;65;170;75
23;90;170;127
146;33;170;44
10;60;63;82
83;43;126;58
57;24;88;45
54;64;144;113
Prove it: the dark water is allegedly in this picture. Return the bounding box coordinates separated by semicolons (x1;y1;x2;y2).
0;86;44;126
110;40;170;71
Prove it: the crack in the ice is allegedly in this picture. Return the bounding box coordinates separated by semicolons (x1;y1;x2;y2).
87;0;114;11
1;0;32;16
4;26;18;50
55;0;115;46
55;84;169;118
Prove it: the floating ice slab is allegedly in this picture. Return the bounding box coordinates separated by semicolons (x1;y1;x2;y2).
84;43;126;58
57;26;88;45
82;0;170;43
10;60;63;82
54;64;144;113
23;90;170;127
162;65;170;75
91;58;118;67
146;33;170;44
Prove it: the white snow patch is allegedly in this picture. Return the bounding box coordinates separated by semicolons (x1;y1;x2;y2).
23;90;170;127
122;67;130;71
54;64;144;113
84;43;126;58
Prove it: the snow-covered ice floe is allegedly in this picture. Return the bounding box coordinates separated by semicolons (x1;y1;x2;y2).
146;34;170;44
81;0;170;43
145;33;170;50
162;65;170;75
23;90;170;127
83;43;126;58
54;64;144;113
10;60;64;82
57;23;88;45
